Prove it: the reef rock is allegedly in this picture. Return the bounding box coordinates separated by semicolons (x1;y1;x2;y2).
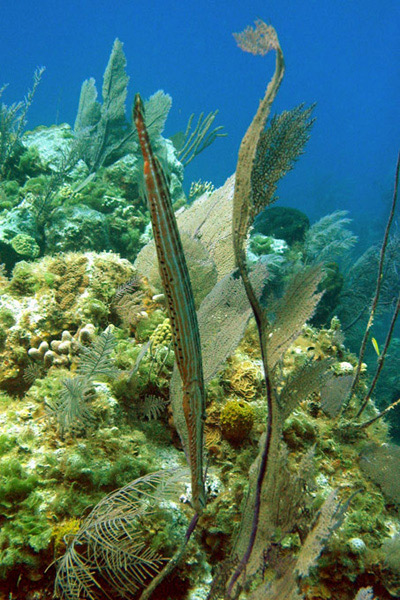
44;205;109;253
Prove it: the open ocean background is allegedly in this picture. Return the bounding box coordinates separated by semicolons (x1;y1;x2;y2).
1;0;399;233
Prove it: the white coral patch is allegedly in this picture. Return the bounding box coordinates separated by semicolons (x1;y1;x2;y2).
337;361;354;374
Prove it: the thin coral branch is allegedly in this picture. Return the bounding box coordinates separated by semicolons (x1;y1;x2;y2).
356;292;400;419
345;151;400;411
138;512;199;600
227;20;285;596
177;110;226;167
343;304;368;332
358;396;400;430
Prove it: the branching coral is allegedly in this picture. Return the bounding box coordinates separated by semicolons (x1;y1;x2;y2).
0;67;45;179
172;110;226;167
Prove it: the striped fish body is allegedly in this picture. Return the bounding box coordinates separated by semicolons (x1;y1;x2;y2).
134;94;206;513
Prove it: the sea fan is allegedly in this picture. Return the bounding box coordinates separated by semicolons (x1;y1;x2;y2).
251;104;315;211
74;39;130;172
142;90;172;140
266;266;324;371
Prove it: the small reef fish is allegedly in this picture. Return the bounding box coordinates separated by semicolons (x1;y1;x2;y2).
371;336;380;357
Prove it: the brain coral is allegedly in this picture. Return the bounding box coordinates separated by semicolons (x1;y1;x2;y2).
10;233;40;258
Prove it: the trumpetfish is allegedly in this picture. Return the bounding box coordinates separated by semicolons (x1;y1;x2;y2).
134;94;206;514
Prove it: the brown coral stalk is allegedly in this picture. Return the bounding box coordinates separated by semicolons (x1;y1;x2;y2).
227;21;285;596
347;152;400;409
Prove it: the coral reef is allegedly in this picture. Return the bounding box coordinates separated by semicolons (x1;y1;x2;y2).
0;18;399;600
0;244;399;599
1;39;214;272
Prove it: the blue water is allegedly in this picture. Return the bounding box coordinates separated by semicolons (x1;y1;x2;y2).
1;0;399;225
